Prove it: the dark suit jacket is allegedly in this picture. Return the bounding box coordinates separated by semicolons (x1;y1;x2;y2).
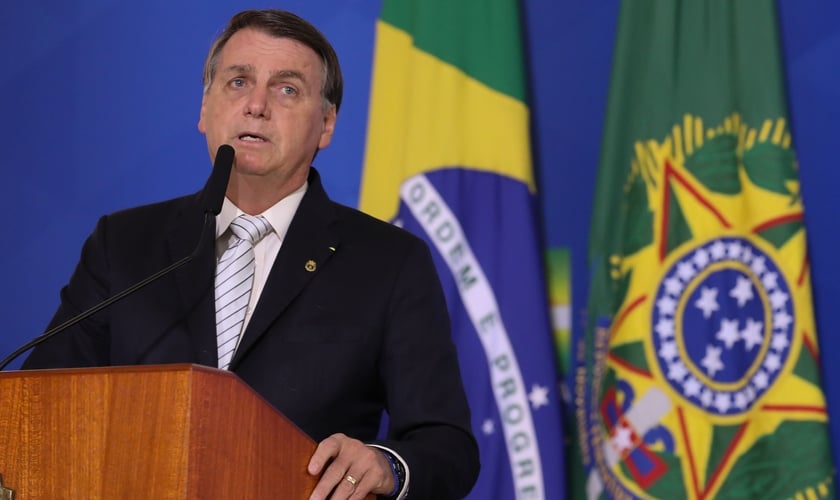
23;168;479;498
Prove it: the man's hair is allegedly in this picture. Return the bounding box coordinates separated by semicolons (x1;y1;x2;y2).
202;9;343;113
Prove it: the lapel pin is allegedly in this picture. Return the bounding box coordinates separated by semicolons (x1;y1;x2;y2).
305;260;317;272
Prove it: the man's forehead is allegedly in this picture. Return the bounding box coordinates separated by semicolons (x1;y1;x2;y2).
221;29;320;62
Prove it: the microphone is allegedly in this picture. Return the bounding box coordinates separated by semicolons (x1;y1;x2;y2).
0;144;236;370
202;144;234;215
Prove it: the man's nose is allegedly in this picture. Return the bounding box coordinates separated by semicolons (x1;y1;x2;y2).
244;87;270;119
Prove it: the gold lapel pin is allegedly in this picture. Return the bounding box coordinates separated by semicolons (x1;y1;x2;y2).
305;260;317;272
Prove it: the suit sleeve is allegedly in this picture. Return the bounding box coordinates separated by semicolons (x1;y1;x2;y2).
22;216;112;368
371;238;480;499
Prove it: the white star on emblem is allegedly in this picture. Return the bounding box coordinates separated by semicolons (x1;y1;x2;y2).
771;333;790;351
611;424;634;454
664;276;683;296
655;318;675;339
695;287;720;318
716;318;741;349
741;318;764;351
677;261;696;282
753;370;769;390
683;377;702;397
774;311;793;330
714;392;732;413
764;353;782;373
701;345;724;377
528;384;550;410
667;361;688;382
726;241;743;260
656;295;678;316
482;419;495;435
733;392;748;410
700;388;714;407
729;276;754;307
658;341;679;362
750;256;767;276
693;248;711;269
709;241;726;260
762;272;780;291
769;290;790;310
741;247;755;265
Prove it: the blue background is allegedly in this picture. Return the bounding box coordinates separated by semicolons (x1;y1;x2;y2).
3;0;840;477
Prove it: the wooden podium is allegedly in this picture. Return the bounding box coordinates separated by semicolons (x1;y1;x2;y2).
0;364;369;499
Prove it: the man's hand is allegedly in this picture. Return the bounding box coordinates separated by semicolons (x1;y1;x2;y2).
307;433;396;500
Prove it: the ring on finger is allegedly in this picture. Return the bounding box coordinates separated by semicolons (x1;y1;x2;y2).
345;474;358;486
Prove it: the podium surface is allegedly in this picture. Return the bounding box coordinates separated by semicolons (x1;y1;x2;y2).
0;364;355;499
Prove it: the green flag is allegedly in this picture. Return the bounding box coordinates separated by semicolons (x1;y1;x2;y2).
576;1;835;498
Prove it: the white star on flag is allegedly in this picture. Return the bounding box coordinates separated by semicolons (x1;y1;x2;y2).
716;318;740;349
730;276;754;307
702;345;725;376
611;424;634;454
677;261;696;281
741;318;764;351
481;419;495;435
695;286;720;318
528;384;550;409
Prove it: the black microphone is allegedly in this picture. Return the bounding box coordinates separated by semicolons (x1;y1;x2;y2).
202;144;234;215
0;144;236;370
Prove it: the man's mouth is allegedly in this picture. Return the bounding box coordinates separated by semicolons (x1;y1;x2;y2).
238;133;268;142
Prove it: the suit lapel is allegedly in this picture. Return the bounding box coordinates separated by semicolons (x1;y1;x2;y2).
167;194;218;367
232;169;341;366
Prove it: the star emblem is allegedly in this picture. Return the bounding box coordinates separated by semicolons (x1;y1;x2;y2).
481;419;495;435
701;345;724;377
729;276;754;307
694;286;719;318
528;384;550;409
716;318;740;349
611;424;634;454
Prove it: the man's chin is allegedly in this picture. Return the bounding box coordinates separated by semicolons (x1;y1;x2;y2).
233;164;270;177
231;151;271;174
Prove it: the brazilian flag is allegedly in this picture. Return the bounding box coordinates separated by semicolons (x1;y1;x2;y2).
576;1;835;499
360;1;566;498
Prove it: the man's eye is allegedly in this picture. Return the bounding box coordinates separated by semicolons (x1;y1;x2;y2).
230;78;245;88
280;86;297;95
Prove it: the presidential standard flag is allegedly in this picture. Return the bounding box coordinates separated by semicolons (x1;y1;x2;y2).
360;1;566;498
576;1;835;499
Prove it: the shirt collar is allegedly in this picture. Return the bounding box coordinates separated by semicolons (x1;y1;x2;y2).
215;181;308;241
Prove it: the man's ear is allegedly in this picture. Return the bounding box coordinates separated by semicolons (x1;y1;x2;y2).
198;94;207;133
318;105;337;149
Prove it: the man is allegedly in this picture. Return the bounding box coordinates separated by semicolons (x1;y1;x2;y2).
22;9;479;500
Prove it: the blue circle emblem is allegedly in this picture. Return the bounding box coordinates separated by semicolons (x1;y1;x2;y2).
651;237;794;416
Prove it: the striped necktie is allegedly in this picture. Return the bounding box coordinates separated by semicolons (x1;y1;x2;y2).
215;214;272;370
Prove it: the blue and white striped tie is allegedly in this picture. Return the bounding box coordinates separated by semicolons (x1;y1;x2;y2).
215;214;272;370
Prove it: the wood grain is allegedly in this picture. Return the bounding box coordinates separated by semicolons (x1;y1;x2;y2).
0;365;373;499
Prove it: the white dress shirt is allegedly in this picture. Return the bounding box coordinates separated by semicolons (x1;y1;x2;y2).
214;182;307;336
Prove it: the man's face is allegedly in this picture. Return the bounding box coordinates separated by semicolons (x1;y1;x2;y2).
199;28;336;185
